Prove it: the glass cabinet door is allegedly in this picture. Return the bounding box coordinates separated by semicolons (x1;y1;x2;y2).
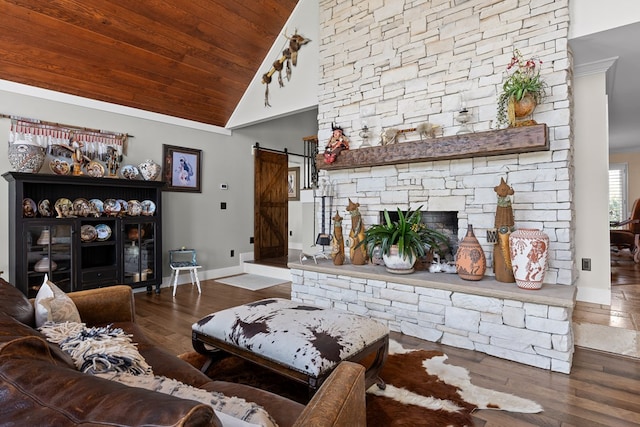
25;223;73;297
123;221;156;286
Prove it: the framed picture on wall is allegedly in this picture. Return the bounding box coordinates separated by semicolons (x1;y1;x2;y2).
163;144;202;192
288;167;300;201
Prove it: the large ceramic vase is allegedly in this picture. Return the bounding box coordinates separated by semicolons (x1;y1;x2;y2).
8;140;46;173
455;224;486;281
138;159;161;181
382;245;416;274
509;228;549;290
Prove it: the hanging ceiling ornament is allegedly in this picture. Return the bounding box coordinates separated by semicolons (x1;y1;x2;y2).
261;30;310;107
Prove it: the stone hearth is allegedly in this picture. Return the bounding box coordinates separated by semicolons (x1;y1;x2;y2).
289;259;576;374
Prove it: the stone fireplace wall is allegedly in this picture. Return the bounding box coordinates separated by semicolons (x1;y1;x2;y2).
317;0;574;285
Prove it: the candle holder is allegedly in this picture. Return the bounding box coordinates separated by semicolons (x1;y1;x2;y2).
456;108;473;135
359;124;371;147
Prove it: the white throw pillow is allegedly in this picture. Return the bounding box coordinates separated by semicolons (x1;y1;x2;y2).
34;274;81;327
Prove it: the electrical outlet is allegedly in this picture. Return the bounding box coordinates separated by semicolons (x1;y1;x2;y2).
581;258;591;271
250;237;254;244
221;202;227;210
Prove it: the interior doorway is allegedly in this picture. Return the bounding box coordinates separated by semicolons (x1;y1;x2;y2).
253;148;288;262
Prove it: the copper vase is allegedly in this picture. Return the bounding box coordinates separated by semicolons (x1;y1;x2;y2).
513;93;537;117
455;224;486;281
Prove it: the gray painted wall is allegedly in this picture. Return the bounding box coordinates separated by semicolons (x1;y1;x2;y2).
0;89;318;282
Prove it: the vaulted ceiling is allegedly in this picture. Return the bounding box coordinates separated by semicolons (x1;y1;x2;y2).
0;0;299;127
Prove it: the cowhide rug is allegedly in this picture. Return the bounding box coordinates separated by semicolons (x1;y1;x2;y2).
179;340;542;427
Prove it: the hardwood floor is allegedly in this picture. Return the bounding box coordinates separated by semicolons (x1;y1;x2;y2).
134;278;640;426
573;251;640;332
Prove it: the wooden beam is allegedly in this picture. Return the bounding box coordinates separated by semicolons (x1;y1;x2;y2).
316;124;548;171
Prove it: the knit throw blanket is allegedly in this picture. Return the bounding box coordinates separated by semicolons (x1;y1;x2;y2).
39;322;277;427
39;321;151;375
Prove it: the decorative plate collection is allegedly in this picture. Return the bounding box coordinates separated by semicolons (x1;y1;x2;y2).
80;223;113;242
23;197;156;218
32;151;161;181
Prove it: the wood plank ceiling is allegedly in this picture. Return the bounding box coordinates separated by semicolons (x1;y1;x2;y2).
0;0;299;127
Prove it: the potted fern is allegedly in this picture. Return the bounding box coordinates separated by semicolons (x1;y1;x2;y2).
358;206;450;273
496;49;547;128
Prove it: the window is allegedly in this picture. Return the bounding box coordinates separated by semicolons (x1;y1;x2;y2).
609;163;628;224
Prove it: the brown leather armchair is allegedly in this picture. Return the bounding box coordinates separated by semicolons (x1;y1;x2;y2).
610;198;640;262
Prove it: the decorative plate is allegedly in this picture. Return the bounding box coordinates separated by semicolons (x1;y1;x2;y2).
22;198;37;218
38;199;53;217
95;224;112;241
80;224;97;242
141;200;156;216
120;165;140;180
127;199;143;216
49;159;70;175
117;199;128;216
89;199;104;215
86;160;105;178
54;198;73;218
103;199;121;217
72;198;92;217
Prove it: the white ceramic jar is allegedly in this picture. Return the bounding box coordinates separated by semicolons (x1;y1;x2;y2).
508;228;549;290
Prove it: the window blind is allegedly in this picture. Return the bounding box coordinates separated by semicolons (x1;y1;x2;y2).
609;163;627;224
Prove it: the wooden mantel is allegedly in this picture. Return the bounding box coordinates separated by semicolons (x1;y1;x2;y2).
316;124;548;171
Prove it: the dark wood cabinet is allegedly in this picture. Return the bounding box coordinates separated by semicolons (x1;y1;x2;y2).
3;172;163;297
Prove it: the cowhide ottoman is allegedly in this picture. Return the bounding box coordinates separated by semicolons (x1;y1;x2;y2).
192;298;389;395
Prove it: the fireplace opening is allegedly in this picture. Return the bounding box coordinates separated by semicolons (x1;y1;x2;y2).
380;210;458;260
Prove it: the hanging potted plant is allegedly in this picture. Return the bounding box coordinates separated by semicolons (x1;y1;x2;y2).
358;206;450;274
496;49;547;128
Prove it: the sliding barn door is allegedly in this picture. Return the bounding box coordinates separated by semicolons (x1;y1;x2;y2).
254;149;288;261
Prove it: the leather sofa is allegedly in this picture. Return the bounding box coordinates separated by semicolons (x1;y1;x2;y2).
0;278;366;426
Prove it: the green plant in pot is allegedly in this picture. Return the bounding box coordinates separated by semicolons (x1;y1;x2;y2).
496;49;547;128
358;206;450;274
